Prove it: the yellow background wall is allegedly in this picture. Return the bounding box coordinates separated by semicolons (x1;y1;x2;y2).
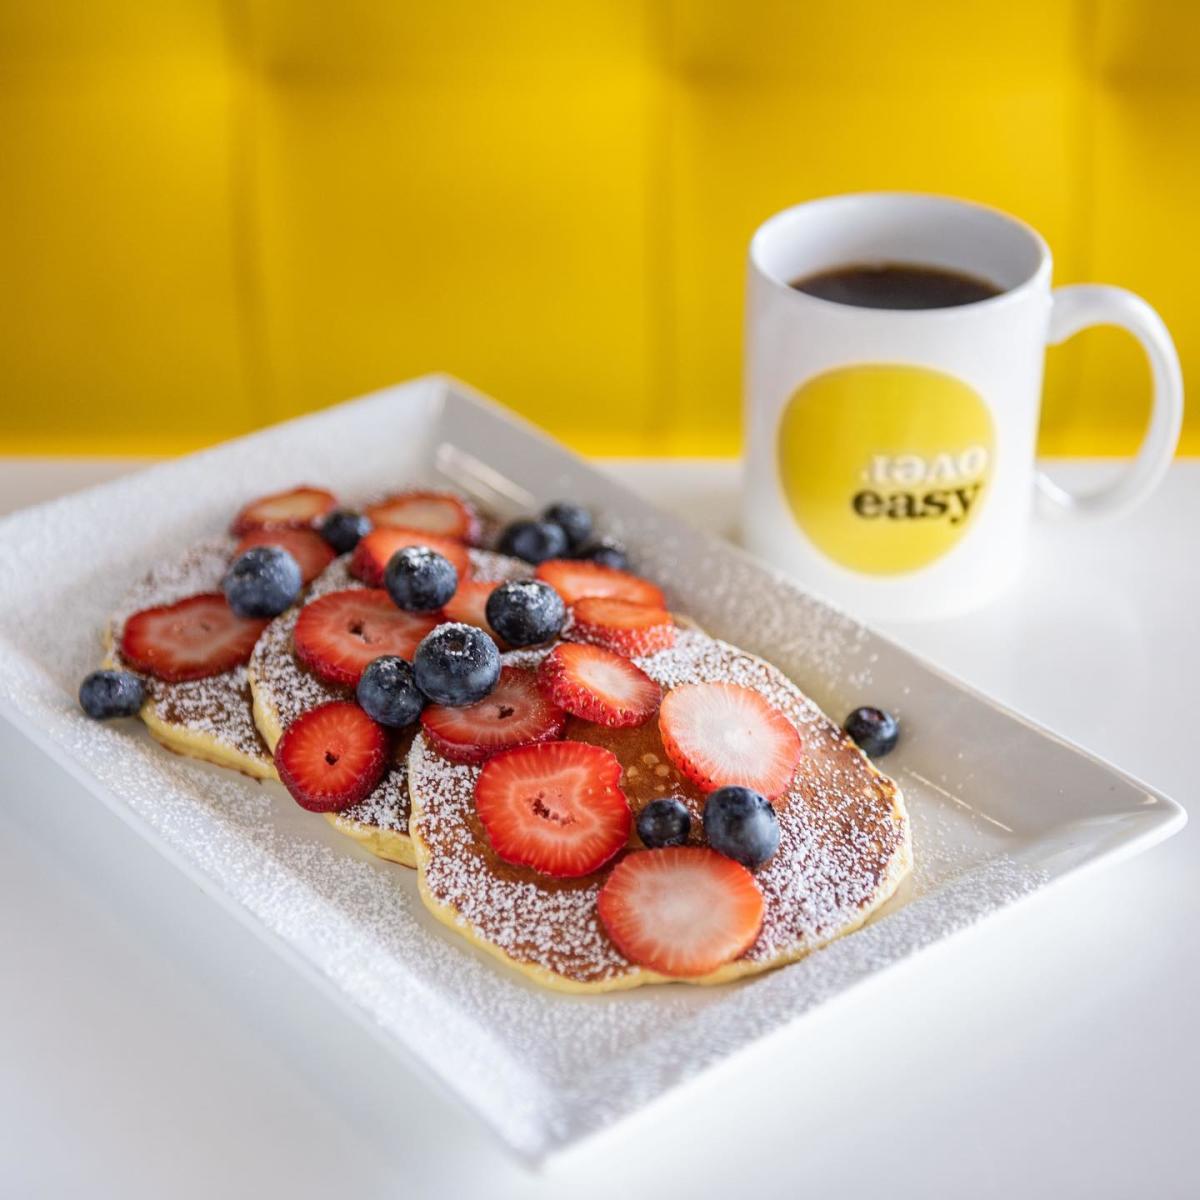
1;0;1195;457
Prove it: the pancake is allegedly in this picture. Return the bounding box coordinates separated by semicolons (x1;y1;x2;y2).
248;549;530;865
103;537;276;779
408;628;911;992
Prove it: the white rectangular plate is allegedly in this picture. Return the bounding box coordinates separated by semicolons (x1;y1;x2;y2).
0;376;1185;1160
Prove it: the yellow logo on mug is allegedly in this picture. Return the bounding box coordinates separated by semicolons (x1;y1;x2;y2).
777;364;994;575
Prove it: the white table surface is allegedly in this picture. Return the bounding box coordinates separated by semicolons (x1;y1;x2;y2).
1;456;1196;1199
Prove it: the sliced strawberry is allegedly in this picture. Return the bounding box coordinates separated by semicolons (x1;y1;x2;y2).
570;596;675;657
535;559;664;607
349;527;471;586
421;667;565;764
293;589;439;686
658;682;802;799
442;579;499;636
120;593;267;682
365;491;479;542
537;642;661;728
597;847;764;977
231;486;336;535
474;741;631;878
275;701;388;812
233;527;336;585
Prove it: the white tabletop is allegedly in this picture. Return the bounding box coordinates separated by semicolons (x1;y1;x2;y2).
1;457;1195;1199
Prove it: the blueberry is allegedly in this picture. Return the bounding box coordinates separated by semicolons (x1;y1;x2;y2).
79;669;145;720
703;786;780;869
356;655;425;728
844;706;900;757
223;545;303;618
542;502;592;550
573;536;630;571
497;519;569;564
320;508;372;554
384;546;458;612
485;579;565;647
413;622;501;706
636;796;692;848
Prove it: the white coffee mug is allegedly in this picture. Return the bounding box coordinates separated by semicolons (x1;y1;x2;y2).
743;193;1183;620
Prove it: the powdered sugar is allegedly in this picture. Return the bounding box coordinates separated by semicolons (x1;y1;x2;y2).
335;748;412;834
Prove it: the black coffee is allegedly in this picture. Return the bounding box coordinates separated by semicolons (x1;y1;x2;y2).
790;262;1001;310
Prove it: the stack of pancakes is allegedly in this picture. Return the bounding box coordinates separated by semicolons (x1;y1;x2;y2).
101;491;911;993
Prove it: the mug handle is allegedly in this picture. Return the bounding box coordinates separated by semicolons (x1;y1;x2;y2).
1037;285;1184;517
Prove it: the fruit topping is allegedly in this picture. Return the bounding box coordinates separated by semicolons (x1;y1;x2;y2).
573;536;630;571
658;682;802;799
597;847;764;977
569;596;674;657
497;518;569;564
231;485;336;535
844;706;900;757
356;655;425;728
537;642;661;728
384;546;458;612
78;669;145;719
534;559;664;607
350;528;471;586
474;741;630;877
485;579;566;647
635;796;692;849
703;786;780;868
120;593;268;682
365;491;479;542
318;509;372;555
223;545;303;618
412;622;501;706
442;579;500;635
233;527;335;585
542;501;592;550
274;701;388;813
421;666;566;763
293;590;439;686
